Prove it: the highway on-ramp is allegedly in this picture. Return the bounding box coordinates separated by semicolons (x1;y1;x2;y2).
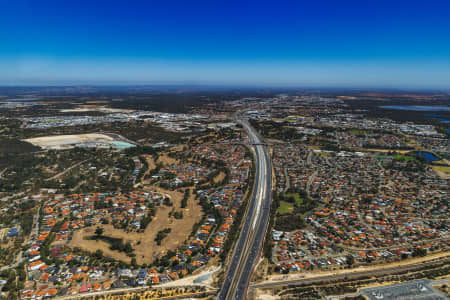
218;119;272;300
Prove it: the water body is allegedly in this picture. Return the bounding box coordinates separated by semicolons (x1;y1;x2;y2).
379;105;450;112
6;97;41;102
414;151;440;162
424;114;450;124
111;141;136;148
379;106;450;128
78;141;135;149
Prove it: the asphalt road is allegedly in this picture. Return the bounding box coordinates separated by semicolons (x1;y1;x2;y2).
218;119;272;300
250;257;450;289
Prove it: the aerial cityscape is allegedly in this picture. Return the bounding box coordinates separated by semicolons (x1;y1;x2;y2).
0;88;448;300
1;1;449;299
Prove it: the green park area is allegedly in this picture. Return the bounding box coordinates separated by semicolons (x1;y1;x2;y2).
276;193;304;214
393;153;419;162
277;201;293;214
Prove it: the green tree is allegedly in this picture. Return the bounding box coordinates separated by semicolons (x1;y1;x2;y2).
95;227;104;236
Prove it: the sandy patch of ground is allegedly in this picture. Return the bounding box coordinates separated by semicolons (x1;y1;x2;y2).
365;149;411;154
70;227;132;263
0;239;14;249
68;186;203;265
144;156;156;170
307;145;322;150
213;172;226;184
254;290;280;300
25;133;115;149
0;228;7;240
432;165;450;179
157;154;179;166
158;264;221;288
60;106;133;113
171;145;185;151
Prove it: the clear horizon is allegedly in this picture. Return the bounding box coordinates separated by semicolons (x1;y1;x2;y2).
1;0;450;88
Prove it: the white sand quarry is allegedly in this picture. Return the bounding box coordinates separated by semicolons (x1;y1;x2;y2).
25;133;115;149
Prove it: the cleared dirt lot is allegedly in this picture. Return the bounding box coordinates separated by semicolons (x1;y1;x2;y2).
25;133;115;149
157;153;179;166
213;171;226;183
144;156;156;171
69;186;203;264
60;107;133;113
366;149;411;154
70;227;132;263
432;165;450;179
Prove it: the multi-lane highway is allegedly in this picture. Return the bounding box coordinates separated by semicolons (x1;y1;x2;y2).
218;119;272;300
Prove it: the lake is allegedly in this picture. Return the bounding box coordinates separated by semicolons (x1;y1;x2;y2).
379;105;450;126
424;114;450;124
413;151;440;162
111;141;136;149
379;105;450;112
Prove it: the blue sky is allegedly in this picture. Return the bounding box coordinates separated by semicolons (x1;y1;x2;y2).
1;0;450;88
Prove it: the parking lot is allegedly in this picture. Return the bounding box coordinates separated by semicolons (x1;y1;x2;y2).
361;280;448;300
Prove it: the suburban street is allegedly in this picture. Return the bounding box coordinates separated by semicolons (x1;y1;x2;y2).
218;119;272;300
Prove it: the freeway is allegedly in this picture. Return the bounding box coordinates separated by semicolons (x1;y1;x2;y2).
218;119;272;300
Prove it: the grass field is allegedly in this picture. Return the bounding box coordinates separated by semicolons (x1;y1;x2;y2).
434;165;450;172
282;193;303;206
144;156;156;170
432;165;450;179
277;201;294;214
317;152;330;157
349;129;369;134
368;149;411;154
69;186;202;265
70;226;131;263
277;192;305;215
157;153;179;166
393;153;419;162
